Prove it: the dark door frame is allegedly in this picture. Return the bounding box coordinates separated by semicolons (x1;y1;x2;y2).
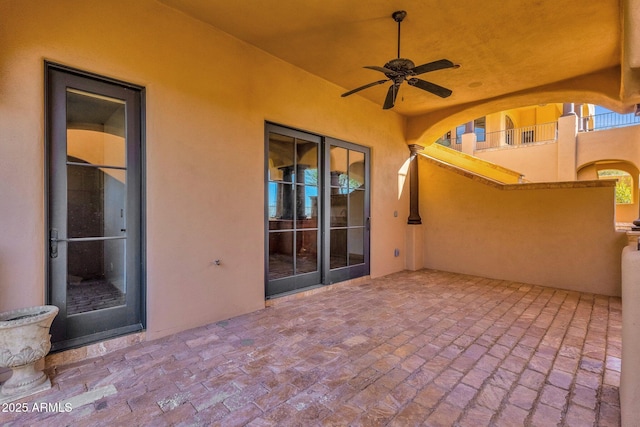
324;137;371;285
45;62;146;351
265;123;371;298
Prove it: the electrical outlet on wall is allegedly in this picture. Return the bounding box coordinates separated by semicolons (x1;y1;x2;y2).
394;248;400;257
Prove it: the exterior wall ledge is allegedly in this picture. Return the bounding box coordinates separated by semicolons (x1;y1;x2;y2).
503;180;616;191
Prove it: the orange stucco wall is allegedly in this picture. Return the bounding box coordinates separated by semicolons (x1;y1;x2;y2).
420;157;626;296
0;0;412;339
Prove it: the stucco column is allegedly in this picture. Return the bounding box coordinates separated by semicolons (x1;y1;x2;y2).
575;103;584;131
461;131;477;155
464;121;474;134
408;144;424;224
556;114;578;181
621;231;640;426
562;103;575;117
406;143;424;271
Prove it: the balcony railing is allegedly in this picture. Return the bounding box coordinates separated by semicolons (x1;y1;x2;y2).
476;122;558;150
435;137;462;151
582;111;640;131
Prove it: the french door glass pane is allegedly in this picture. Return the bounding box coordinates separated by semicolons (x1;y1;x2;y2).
330;229;347;269
330;194;347;227
348;228;365;265
268;135;295;181
296;140;318;184
296;185;318;228
349;190;365;226
269;231;294;279
66;89;126;167
349;150;366;189
296;230;318;274
67;239;126;315
330;146;348;193
67;165;127;238
269;182;294;223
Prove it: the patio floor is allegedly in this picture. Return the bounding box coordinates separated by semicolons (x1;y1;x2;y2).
1;269;621;426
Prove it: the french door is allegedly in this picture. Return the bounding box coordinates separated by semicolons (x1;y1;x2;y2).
265;124;370;298
46;64;144;350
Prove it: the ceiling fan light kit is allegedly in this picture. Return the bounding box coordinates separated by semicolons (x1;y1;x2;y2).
342;10;458;110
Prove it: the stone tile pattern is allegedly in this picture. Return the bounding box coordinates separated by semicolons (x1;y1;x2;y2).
1;270;621;426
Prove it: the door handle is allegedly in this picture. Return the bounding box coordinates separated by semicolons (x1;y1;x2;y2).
50;228;59;259
366;217;371;231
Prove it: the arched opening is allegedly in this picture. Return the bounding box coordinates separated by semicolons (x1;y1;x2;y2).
598;169;633;204
578;160;640;225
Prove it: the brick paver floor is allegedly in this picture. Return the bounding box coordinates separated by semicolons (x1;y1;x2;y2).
1;269;621;426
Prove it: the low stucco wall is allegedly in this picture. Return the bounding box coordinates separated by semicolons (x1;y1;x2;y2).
420;156;626;296
475;142;559;182
0;0;411;340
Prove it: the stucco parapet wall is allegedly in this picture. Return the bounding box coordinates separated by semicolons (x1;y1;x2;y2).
420;154;616;191
423;143;522;184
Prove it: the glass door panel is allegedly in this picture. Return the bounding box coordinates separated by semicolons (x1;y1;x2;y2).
65;89;128;315
266;125;321;297
326;139;370;283
330;229;348;269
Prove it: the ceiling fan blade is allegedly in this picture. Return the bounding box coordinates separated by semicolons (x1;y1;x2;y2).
364;65;399;76
341;79;389;97
411;59;455;76
383;83;400;109
408;78;452;98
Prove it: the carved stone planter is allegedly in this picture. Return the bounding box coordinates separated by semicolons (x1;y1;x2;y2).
0;305;58;403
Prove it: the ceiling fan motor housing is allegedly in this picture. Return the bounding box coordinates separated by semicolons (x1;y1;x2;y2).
384;58;416;75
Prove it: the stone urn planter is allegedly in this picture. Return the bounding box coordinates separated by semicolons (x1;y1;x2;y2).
0;305;58;403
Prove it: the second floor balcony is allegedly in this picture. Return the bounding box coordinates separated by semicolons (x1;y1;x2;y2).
439;109;640;153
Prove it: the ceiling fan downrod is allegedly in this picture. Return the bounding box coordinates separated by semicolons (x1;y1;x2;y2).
392;10;407;59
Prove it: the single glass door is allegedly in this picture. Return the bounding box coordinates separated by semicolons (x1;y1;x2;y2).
325;139;370;283
47;64;143;350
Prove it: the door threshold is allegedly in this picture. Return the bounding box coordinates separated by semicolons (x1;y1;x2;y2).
45;331;145;369
266;275;370;307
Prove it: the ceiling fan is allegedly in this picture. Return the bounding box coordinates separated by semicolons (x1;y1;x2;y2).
341;10;459;110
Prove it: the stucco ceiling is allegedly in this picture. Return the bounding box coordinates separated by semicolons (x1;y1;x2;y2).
158;0;623;117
